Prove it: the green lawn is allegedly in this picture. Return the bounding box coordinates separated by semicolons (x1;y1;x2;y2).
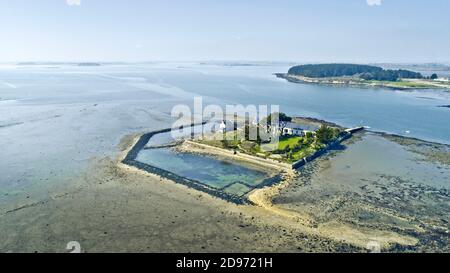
262;136;320;163
260;136;302;152
277;136;302;150
368;80;433;89
388;81;432;88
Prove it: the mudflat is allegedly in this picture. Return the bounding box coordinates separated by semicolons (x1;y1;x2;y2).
0;134;356;253
1;131;448;252
273;132;450;252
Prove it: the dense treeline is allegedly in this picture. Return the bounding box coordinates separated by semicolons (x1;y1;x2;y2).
360;69;423;81
288;64;383;78
288;64;423;81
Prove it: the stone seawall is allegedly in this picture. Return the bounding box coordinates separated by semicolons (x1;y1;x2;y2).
121;122;283;205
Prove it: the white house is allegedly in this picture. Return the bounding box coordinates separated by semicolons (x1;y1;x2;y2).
281;122;320;136
282;124;303;136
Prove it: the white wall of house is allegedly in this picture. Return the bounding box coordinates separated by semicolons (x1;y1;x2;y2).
283;127;304;136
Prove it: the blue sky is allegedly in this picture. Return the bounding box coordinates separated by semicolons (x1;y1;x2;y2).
0;0;449;63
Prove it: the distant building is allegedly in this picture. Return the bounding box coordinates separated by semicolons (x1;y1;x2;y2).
219;121;227;133
217;119;242;133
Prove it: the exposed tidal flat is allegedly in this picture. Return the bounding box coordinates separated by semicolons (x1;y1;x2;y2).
0;63;449;252
0;133;360;253
273;132;450;252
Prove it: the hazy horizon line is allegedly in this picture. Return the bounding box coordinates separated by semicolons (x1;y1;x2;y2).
1;60;450;65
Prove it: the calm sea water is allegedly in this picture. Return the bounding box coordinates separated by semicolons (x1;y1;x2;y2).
162;64;450;144
0;63;449;206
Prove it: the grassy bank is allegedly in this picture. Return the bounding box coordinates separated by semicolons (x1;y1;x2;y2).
277;73;450;90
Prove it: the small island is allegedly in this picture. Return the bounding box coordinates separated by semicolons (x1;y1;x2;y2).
277;63;450;90
77;62;102;67
189;113;362;168
121;113;364;204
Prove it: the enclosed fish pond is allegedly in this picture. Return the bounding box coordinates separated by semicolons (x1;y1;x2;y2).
123;126;282;204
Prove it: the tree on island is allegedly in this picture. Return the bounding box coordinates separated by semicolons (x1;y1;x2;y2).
266;112;292;124
430;73;438;80
288;64;383;78
288;64;423;81
316;125;337;144
360;69;423;81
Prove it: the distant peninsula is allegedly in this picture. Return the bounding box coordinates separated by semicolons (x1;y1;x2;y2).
277;64;450;90
78;62;102;67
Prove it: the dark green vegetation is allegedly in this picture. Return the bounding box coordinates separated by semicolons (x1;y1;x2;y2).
288;64;424;81
316;125;341;144
289;64;383;78
360;69;423;81
266;112;292;123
